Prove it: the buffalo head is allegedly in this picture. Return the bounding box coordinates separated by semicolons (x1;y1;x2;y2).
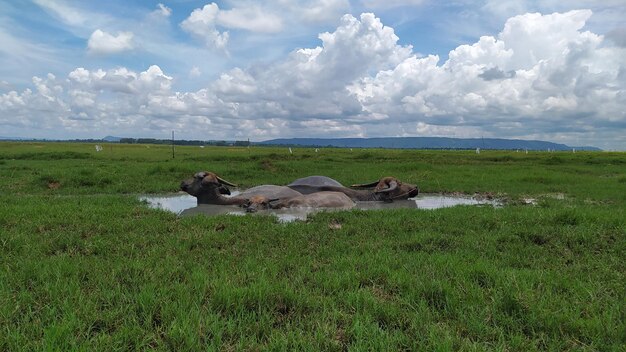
351;176;418;201
242;195;280;213
180;171;237;199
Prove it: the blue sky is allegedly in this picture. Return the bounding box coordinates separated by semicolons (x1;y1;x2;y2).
1;0;625;149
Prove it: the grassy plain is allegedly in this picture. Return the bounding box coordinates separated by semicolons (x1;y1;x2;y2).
0;142;624;350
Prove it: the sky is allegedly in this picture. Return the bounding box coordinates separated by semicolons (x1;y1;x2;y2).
0;1;625;150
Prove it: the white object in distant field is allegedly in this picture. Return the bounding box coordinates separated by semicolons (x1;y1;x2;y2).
525;149;528;154
199;145;205;148
315;148;319;153
572;148;576;153
476;148;480;154
95;145;103;152
288;147;293;154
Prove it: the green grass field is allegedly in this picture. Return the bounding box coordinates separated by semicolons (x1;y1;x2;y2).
1;142;624;350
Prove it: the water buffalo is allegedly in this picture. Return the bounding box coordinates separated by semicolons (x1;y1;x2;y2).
180;171;302;205
287;175;418;201
289;175;344;189
243;191;355;212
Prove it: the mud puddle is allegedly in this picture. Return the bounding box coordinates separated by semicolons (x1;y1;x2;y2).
140;193;499;222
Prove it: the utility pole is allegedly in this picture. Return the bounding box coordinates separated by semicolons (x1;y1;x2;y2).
172;131;175;159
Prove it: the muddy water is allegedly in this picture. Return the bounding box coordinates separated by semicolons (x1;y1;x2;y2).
140;192;499;222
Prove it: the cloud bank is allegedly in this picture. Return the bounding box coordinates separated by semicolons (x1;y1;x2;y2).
1;10;625;149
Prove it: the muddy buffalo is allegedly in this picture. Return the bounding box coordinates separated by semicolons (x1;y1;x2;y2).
288;175;418;201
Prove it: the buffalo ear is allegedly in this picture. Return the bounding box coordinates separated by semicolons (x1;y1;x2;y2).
350;180;380;189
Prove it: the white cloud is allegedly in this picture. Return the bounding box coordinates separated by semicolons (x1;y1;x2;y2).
200;13;412;120
180;3;229;50
477;1;626;38
349;10;624;146
87;29;134;54
34;0;88;26
67;65;172;94
156;3;172;17
180;1;341;49
217;6;283;33
2;10;625;149
287;0;351;23
33;0;115;38
497;10;594;70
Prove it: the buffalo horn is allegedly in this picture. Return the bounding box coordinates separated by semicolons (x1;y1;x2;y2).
350;180;380;188
216;176;237;187
375;180;398;193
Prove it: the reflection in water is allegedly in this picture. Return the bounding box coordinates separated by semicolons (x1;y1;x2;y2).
140;193;197;213
415;196;491;209
140;192;500;222
139;193;311;222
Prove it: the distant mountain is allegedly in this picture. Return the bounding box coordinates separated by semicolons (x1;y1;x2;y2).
258;137;602;151
0;135;602;151
102;136;122;142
